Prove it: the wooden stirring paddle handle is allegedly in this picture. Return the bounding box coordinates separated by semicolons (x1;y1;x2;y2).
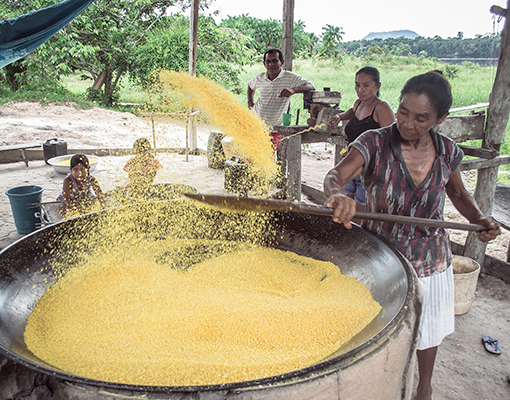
185;193;488;232
354;211;486;232
287;203;487;232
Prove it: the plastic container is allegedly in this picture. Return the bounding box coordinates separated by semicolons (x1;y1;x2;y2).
5;186;44;234
452;255;481;315
43;138;68;165
224;156;251;194
207;131;226;169
282;113;292;126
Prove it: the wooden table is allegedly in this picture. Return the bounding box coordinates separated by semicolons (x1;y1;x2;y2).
274;125;347;201
0;143;41;167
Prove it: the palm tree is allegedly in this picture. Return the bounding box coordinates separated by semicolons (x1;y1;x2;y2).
320;24;345;57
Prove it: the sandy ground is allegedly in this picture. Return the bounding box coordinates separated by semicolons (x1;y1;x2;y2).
1;102;509;399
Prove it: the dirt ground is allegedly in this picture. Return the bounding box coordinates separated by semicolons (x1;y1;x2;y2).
0;102;509;399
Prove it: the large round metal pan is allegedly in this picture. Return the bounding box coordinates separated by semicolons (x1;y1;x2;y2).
0;200;416;393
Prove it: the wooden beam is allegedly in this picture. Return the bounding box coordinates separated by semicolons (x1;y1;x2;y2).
435;113;485;142
188;0;199;152
459;155;510;171
490;4;508;17
188;0;198;77
464;0;510;267
301;184;327;205
274;125;347;202
449;102;489;113
282;0;294;71
486;2;510;145
458;145;498;159
67;148;206;156
286;132;302;201
274;124;344;138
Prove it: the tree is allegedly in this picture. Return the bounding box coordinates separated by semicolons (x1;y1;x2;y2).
340;34;500;60
219;15;313;58
0;0;64;92
292;20;315;58
305;32;320;58
220;15;280;55
1;0;188;105
129;15;253;94
59;0;190;105
318;24;344;57
391;43;412;56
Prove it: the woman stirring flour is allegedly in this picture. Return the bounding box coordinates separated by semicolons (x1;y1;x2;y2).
324;71;501;400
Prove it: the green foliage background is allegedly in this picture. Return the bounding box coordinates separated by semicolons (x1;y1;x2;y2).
342;34;500;59
129;15;253;94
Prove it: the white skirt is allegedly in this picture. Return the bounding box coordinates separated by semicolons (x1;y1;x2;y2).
416;265;455;350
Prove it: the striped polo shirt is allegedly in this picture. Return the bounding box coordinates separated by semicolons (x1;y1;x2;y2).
248;70;311;128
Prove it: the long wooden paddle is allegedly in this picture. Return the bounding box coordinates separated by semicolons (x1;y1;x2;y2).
185;193;488;232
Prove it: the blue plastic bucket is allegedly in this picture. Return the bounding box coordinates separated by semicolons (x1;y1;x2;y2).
5;186;44;234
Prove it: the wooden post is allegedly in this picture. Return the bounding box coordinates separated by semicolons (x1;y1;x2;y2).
282;0;294;71
188;0;199;153
151;115;156;151
286;134;302;201
185;117;189;162
463;1;510;267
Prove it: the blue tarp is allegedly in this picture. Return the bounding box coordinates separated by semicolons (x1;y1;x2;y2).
0;0;95;68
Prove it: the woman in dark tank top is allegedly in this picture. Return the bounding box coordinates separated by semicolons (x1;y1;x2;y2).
327;66;395;218
344;101;382;143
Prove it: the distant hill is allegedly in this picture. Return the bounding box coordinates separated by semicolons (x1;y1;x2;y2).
363;30;420;40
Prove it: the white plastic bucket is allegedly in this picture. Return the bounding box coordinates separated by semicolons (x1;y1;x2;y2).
452;255;480;315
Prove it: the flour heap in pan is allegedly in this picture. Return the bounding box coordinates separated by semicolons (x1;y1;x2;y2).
25;234;381;386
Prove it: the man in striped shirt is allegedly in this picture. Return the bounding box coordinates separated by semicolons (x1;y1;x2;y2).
247;49;315;128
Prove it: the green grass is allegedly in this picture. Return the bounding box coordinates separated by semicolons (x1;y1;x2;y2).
60;74;91;94
0;80;92;108
61;74;149;105
117;77;151;104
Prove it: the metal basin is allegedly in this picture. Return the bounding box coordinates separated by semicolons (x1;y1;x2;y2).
47;154;99;174
0;201;420;399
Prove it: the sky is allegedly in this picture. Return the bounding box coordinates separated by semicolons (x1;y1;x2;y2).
210;0;505;42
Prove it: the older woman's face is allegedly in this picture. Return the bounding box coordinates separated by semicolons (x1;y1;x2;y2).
396;92;447;142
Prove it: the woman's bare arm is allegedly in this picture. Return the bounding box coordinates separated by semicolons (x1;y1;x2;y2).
446;169;501;241
323;148;365;228
327;100;358;127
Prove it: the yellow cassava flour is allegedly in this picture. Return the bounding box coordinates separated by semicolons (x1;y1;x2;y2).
25;242;381;386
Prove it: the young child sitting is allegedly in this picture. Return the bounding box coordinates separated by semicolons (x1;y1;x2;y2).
122;138;162;196
57;154;105;217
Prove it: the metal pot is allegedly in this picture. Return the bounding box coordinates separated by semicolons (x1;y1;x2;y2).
0;201;420;399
